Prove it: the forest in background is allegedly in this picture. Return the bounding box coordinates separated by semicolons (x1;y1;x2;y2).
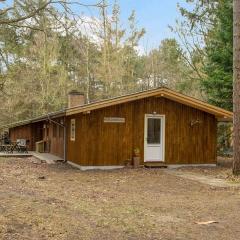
0;0;233;128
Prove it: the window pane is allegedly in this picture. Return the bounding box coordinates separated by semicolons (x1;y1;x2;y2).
147;118;161;144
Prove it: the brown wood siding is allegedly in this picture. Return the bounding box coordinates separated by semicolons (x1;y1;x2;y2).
9;122;44;151
9;118;64;158
46;120;64;158
9;124;34;150
67;97;217;166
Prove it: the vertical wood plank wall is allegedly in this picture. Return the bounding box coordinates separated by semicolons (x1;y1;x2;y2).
9;122;44;151
9;119;64;158
66;97;217;166
45;120;64;158
9;124;34;150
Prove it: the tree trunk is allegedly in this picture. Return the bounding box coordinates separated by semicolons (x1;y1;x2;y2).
233;0;240;175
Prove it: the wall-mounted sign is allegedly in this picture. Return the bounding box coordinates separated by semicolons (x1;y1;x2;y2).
104;117;125;123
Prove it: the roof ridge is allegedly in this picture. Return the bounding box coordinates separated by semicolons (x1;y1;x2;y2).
0;87;233;129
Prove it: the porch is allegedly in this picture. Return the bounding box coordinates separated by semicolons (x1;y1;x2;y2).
6;117;65;160
0;151;63;164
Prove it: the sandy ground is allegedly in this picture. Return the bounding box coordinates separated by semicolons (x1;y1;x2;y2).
0;157;240;240
176;165;232;178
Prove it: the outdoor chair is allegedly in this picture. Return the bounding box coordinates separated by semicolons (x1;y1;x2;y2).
6;144;14;154
16;139;29;153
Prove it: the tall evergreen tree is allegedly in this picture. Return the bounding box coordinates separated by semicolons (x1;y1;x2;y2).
201;0;233;110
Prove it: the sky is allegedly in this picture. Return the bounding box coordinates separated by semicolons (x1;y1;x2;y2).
111;0;188;51
78;0;191;53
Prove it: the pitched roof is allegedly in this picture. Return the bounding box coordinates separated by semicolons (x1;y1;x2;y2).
0;110;65;129
1;87;233;130
66;87;233;121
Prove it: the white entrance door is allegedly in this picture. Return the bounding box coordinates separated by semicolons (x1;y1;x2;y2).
144;114;165;162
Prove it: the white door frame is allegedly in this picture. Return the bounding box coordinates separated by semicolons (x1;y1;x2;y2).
144;114;165;162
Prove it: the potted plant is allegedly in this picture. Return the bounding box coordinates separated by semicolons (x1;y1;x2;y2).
133;147;140;168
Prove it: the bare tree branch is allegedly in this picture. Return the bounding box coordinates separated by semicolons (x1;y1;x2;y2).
0;1;52;25
0;0;103;25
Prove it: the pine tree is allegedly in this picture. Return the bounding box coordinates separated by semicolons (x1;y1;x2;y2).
201;0;233;110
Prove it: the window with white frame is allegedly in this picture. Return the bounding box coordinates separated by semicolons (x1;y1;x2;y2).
70;119;76;141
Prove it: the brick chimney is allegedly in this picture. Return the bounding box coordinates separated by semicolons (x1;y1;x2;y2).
68;90;85;108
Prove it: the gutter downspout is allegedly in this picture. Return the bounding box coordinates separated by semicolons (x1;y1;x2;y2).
63;117;67;163
47;115;67;163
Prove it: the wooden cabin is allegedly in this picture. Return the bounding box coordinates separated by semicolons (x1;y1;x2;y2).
3;88;233;168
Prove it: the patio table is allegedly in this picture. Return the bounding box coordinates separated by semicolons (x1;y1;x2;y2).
0;144;15;153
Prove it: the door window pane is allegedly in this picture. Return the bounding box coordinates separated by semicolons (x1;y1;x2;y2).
147;118;161;144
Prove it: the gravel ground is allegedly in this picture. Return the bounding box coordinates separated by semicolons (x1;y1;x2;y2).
0;157;240;240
